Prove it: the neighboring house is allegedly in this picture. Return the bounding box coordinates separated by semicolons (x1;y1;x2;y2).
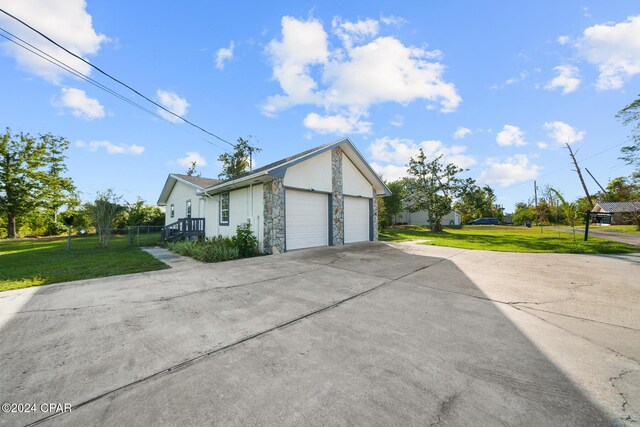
395;210;461;226
157;137;391;253
592;202;640;225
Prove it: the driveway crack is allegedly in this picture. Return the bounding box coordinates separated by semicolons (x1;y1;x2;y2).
24;261;438;426
429;391;462;426
610;369;639;423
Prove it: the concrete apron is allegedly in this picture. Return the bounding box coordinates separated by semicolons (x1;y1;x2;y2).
0;242;637;426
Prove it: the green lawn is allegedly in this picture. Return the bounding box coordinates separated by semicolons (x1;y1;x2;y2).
0;234;168;292
379;225;639;254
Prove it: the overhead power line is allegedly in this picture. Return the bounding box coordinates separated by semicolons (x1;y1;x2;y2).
0;29;167;123
0;7;234;147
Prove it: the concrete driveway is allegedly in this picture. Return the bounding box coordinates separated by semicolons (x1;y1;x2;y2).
585;228;640;247
0;242;638;426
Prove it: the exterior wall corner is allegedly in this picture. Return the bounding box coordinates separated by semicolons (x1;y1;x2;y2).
331;147;344;245
263;179;285;254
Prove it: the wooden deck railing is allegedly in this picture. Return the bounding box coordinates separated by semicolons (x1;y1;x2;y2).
161;217;205;241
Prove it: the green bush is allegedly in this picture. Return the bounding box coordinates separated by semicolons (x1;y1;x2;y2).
166;236;239;262
166;223;258;263
233;221;258;258
44;218;67;236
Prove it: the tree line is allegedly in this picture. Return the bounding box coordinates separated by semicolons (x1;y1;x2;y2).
0;128;162;238
377;151;504;231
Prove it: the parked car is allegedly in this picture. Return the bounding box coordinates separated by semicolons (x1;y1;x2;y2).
468;218;500;225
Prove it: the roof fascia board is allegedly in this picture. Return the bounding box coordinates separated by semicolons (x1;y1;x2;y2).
201;171;270;196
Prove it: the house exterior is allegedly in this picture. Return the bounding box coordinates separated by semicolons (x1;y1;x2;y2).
592;202;640;225
157;138;391;253
395;210;461;226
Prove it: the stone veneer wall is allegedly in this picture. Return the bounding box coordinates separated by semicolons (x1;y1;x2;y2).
372;188;379;241
263;178;285;254
331;147;344;245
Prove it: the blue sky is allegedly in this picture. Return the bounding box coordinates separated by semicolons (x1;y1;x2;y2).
1;1;639;211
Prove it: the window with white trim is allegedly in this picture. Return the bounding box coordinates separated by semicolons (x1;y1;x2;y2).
186;199;192;218
220;192;229;225
170;204;175;218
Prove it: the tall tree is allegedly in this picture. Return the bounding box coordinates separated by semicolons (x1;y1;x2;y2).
92;189;124;248
512;202;534;225
0;128;75;238
186;161;200;177
404;150;472;232
217;137;262;180
454;184;498;223
605;176;640;202
384;180;405;225
616;95;640;168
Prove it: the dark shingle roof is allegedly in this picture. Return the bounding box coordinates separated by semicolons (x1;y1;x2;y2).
173;174;222;189
595;201;640;212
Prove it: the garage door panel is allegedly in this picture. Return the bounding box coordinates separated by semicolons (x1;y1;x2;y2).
344;196;370;244
285;190;328;250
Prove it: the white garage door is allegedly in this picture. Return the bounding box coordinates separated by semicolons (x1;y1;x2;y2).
344;196;370;243
285;190;328;250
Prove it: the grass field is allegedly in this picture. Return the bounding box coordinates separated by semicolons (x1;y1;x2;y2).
0;234;168;292
379;225;639;254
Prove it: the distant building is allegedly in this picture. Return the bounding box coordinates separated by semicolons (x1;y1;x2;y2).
592;202;640;225
395;210;461;226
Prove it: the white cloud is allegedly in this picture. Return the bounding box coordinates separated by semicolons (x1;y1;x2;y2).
491;71;528;90
537;141;548;149
390;115;404;127
76;140;144;155
263;16;328;115
453;127;471;139
505;71;528;85
332;17;379;49
545;65;581;94
263;16;461;132
478;155;541;187
380;15;408;27
156;89;189;123
369;162;407;181
576;15;640;89
176;152;207;168
215;41;234;70
557;35;570;45
0;0;108;83
544;121;585;145
57;87;104;119
303;112;371;134
368;136;476;171
496;125;527;147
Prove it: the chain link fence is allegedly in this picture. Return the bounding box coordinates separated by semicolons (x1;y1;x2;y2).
72;226;165;247
127;225;164;247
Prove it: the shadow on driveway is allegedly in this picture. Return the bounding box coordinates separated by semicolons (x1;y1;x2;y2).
0;243;624;425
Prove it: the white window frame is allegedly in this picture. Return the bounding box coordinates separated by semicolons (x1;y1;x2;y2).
219;192;230;225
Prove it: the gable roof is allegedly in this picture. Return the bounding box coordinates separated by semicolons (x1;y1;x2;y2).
200;137;391;197
172;173;221;189
157;173;222;206
593;201;640;213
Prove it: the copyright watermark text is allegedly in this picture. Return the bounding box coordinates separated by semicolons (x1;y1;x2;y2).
1;403;71;414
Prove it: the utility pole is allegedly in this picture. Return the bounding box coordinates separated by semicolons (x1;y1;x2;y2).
534;180;541;232
565;142;593;208
584;167;608;196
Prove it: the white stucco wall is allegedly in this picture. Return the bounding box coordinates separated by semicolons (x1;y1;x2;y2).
164;181;200;225
283;150;332;192
342;155;374;197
